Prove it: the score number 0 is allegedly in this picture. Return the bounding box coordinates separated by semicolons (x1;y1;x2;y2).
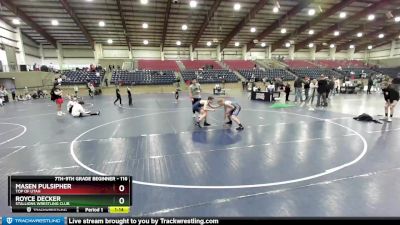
118;184;125;205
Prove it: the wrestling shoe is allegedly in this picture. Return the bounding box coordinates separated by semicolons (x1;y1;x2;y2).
236;126;244;131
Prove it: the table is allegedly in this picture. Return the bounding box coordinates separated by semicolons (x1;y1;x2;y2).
251;91;278;102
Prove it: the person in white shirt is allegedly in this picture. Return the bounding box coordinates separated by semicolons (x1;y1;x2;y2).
67;97;77;114
71;101;100;117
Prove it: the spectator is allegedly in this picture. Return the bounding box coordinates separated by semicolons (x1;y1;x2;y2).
308;79;318;106
294;77;303;103
11;88;16;101
74;85;79;97
284;83;291;102
367;76;373;94
303;76;310;102
317;75;328;107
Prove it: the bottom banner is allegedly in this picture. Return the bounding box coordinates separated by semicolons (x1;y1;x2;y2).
67;218;219;225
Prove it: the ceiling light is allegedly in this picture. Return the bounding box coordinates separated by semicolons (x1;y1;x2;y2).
308;43;314;48
339;12;346;18
12;19;20;25
285;42;291;48
367;14;375;21
273;6;279;13
330;44;335;48
51;20;59;26
356;32;363;37
349;44;355;49
334;30;340;36
140;0;148;5
182;24;188;30
107;39;113;44
234;3;241;11
308;9;316;16
207;41;212;47
368;45;373;50
98;21;105;27
143;40;148;45
235;42;240;47
176;40;181;46
142;23;148;29
281;28;287;34
395;16;400;22
308;29;314;35
250;27;256;33
261;42;266;47
189;0;197;8
378;33;384;38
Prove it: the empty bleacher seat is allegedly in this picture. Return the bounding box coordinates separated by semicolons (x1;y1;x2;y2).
181;60;222;70
62;71;104;85
238;69;296;81
335;68;376;77
181;70;239;83
224;60;255;70
290;68;342;79
284;60;319;68
138;60;179;72
111;70;176;85
313;60;368;69
374;68;400;78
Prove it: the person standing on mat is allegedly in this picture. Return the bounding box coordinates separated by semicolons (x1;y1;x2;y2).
294;77;303;103
114;86;122;106
367;76;373;94
317;75;328;107
218;99;244;131
127;87;132;106
303;76;310;102
189;78;210;126
284;83;291;102
175;88;179;103
382;82;399;122
51;85;64;116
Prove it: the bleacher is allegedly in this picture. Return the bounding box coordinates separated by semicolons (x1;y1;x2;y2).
335;68;377;77
284;60;319;68
224;60;255;70
374;68;400;77
290;68;342;79
111;70;176;85
181;70;239;83
238;69;295;81
181;60;222;70
62;71;104;85
138;60;179;72
313;60;367;68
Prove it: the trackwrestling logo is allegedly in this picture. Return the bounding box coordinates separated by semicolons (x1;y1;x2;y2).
2;217;64;225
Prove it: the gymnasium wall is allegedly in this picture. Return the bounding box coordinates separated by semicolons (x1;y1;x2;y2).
193;48;217;60
0;20;19;71
0;71;53;89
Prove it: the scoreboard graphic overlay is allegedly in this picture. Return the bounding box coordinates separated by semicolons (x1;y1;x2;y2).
8;176;132;213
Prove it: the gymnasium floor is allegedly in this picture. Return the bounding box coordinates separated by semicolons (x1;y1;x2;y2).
0;91;400;217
